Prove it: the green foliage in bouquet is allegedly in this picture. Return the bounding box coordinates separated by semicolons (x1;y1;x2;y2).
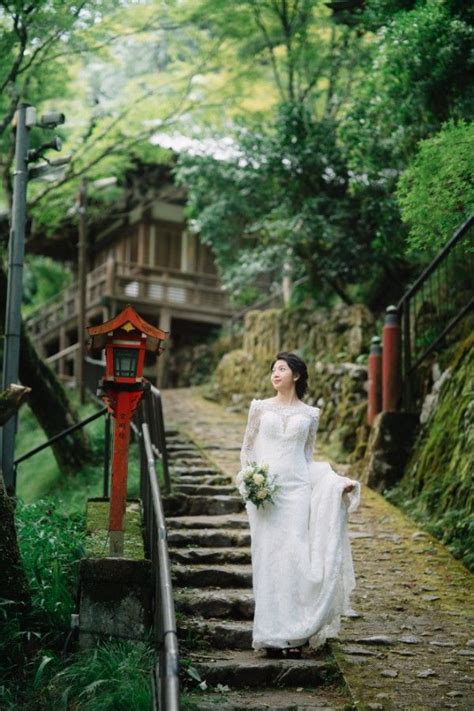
236;462;278;508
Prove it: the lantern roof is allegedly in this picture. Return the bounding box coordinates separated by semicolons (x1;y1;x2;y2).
87;305;169;354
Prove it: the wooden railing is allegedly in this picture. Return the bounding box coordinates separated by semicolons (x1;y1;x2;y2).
26;263;108;339
113;261;231;314
26;259;233;341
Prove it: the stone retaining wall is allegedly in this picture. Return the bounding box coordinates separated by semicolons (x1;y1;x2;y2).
206;304;375;462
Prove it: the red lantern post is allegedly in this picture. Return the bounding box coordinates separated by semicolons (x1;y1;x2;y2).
87;306;169;556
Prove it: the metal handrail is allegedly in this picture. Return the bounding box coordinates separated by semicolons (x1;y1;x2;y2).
398;215;473;310
144;385;171;494
139;420;179;711
13;406;107;466
397;215;474;407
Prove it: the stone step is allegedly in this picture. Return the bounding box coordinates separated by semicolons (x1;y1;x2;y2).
163;494;244;517
164;428;180;437
170;546;251;565
170;476;208;488
171;458;211;468
172;563;252;588
168;528;251;548
176;483;237;496
171;465;220;477
190;651;341;688
180;618;253;650
167;443;200;453
175;588;254;620
166;514;248;530
164;434;187;443
186;692;348;711
168;450;202;460
174;474;233;486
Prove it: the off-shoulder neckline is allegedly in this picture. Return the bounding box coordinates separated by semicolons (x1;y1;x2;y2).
252;398;320;416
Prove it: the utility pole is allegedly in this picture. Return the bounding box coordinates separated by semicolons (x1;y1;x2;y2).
1;106;66;493
1;105;33;493
75;176;116;404
77;178;87;405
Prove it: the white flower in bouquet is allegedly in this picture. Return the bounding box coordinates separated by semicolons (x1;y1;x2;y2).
236;461;278;509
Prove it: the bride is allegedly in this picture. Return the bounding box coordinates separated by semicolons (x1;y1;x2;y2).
239;351;361;659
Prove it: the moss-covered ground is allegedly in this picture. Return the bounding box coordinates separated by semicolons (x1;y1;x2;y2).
85;499;145;560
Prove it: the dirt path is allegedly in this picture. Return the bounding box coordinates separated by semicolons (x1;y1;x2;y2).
162;386;474;711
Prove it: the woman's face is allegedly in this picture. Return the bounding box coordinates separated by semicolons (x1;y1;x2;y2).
271;359;298;392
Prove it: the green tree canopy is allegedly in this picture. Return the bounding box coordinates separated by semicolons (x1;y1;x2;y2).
396;120;474;255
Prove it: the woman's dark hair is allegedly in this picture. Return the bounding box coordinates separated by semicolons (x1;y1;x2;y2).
270;351;308;400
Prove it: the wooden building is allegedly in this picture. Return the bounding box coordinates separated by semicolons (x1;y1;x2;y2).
25;165;233;387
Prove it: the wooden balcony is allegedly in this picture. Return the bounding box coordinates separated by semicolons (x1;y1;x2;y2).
26;259;234;345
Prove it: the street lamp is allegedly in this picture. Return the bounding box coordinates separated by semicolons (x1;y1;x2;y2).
87;305;169;556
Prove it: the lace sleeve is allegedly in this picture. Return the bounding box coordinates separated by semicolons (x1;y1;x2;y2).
240;399;261;469
304;408;320;464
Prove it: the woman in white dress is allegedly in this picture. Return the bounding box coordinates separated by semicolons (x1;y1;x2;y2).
239;352;361;659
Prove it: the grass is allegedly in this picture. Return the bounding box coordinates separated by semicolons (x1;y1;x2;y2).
15;398;156;512
2;394;164;709
42;641;154;711
16;398;108;506
1;499;87;709
16;500;86;628
85;499;144;559
1;491;158;709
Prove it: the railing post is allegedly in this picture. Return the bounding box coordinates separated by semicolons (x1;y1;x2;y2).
401;302;413;410
153;388;171;493
382;305;402;412
367;336;382;425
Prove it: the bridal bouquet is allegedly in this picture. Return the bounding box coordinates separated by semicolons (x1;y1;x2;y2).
236;462;278;508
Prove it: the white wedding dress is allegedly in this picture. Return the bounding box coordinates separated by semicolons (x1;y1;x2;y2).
239;398;361;651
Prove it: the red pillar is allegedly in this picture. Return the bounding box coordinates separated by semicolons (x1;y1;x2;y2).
109;393;131;530
105;388;144;556
368;336;382;425
382;305;401;412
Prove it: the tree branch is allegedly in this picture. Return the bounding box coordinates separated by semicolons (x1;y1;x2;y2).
249;0;286;101
0;11;28;94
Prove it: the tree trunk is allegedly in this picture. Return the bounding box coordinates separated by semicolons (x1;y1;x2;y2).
322;274;353;305
0;385;31;425
0;265;94;475
0;476;31;612
18;325;94;473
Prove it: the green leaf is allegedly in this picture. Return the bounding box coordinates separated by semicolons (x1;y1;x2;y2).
33;655;54;689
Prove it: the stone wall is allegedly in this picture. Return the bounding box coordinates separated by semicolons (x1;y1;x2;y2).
384;332;474;570
204;304;375;461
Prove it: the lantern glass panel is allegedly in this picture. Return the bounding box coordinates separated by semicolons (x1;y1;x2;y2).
113;348;139;378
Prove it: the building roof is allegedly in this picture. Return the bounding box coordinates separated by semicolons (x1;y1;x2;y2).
87;305;169;353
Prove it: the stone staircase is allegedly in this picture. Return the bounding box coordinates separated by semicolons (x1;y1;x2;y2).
163;429;353;710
